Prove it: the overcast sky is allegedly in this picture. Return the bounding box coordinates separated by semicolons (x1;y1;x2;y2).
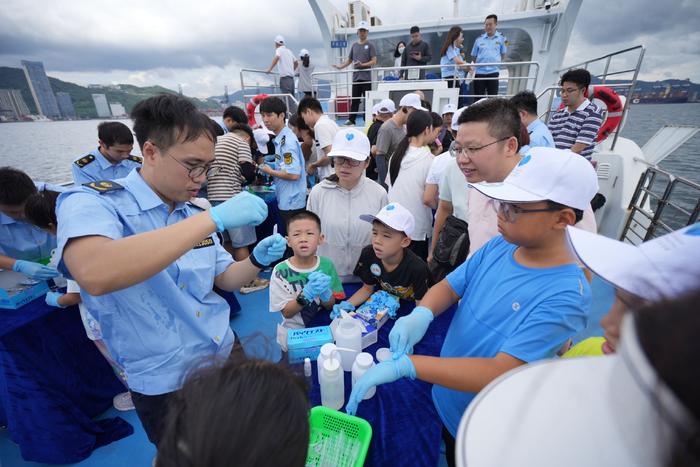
1;0;698;98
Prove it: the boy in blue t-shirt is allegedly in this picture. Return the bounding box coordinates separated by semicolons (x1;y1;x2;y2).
347;148;598;460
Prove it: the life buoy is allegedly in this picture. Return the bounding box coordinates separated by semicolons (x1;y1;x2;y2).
246;94;268;127
557;85;623;142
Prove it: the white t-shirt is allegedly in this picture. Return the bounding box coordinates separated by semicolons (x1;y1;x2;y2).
275;46;296;77
313;114;339;180
386;145;434;241
66;279;102;341
438;158;470;222
425;151;453;186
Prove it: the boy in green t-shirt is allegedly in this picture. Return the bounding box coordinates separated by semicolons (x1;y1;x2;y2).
269;210;345;349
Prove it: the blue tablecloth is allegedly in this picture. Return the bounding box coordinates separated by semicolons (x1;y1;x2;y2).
307;284;456;467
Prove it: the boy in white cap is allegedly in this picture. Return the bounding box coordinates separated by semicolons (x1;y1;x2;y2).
266;35;298;112
296;48;314;98
347;148;598;466
332;202;432;318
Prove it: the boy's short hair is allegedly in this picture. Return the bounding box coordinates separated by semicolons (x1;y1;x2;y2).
24;190;60;229
223;105;248;124
97;121;134;147
286;209;322;232
130;93;216;151
259;97;287;116
0;167;36;206
510;91;539;116
560;68;591;89
297;97;323;116
457;98;521;146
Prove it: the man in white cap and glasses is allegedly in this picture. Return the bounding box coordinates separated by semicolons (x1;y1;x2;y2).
266;35;298;113
452;222;700;467
374;93;425;189
333;20;377;126
347;148;598;467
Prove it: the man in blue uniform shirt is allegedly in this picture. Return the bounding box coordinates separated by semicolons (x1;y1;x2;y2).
56;94;287;447
470;14;508;97
510;91;554;152
258;96;307;234
0;167;62;279
72;121;142;185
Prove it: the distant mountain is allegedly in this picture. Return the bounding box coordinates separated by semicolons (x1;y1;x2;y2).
0;66;221;118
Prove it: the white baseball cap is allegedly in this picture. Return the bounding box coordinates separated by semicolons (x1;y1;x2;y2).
441;103;456;115
566;222;700;302
371;103;380;116
470;147;599;211
274;35;285;44
377;98;396;114
399;93;426;111
253;128;272;154
357;20;370;30
299;48;309;57
451;106;469;131
328;128;370;161
360;202;415;237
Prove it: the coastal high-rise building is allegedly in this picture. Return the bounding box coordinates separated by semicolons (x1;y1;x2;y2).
21;60;61;118
55;92;76;118
0;88;31;119
92;93;112;118
109;102;126;117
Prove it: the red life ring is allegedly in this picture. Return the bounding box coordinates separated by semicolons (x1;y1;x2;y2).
246;93;268;127
557;85;623;142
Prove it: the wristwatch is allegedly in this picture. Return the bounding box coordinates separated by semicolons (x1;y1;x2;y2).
296;292;310;307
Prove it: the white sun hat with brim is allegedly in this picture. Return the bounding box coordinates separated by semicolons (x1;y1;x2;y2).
470;147;598;211
566;222;700;302
359;202;415;237
328;128;371;161
454;314;692;467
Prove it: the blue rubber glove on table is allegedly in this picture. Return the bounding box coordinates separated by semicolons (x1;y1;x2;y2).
251;234;287;266
45;291;67;308
13;260;59;280
209;191;268;232
389;306;434;357
330;300;355;319
346;354;416;416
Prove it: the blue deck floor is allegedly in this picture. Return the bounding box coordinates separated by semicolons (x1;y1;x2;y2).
0;276;613;466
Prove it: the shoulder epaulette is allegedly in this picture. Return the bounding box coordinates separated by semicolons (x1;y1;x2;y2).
186;201;206;211
127;155;143;164
74;154;95;168
83;180;124;194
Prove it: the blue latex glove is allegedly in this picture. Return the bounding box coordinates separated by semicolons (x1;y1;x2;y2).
346;354;416;416
330;300;355;319
13;260;59;280
389;306;434;357
209;191;268;232
303;272;331;301
251;234;287;267
45;291;67;308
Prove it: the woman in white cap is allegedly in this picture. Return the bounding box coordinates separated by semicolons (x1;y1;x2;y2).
453;223;700;467
307;128;387;282
295;49;315;99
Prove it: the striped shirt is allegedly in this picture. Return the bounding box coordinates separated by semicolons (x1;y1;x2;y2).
207;133;253;202
547;99;604;160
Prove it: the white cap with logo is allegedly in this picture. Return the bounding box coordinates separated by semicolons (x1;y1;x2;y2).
567;222;700;301
360;202;415;237
441;103;456;115
377;98;396;114
328;128;371;161
471;147;599;211
399;93;426;111
357;20;370;30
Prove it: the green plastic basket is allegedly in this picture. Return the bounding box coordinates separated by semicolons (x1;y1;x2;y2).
306;406;372;467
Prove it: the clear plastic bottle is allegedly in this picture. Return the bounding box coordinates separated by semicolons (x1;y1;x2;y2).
317;343;338;384
320;357;344;410
334;318;363;371
351;352;376;400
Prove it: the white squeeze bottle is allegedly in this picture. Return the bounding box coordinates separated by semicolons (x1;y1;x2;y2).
320;356;345;410
352;352;376;400
334;318;363;371
317;343;338;384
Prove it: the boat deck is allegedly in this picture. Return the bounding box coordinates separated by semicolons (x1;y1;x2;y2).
0;275;614;466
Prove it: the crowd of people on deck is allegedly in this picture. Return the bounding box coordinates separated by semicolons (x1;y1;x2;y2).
1;16;699;467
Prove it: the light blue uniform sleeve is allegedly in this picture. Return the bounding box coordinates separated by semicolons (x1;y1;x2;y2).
55;191;124;277
500;286;590;362
470;40;479;58
499;36;507;55
446;45;460;63
71;164;92;185
280;143;302;175
213;236;234;276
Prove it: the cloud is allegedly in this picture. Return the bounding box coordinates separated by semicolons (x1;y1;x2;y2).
1;0;698;97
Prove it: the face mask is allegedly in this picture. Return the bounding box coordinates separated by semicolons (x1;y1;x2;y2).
398;46;405;54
